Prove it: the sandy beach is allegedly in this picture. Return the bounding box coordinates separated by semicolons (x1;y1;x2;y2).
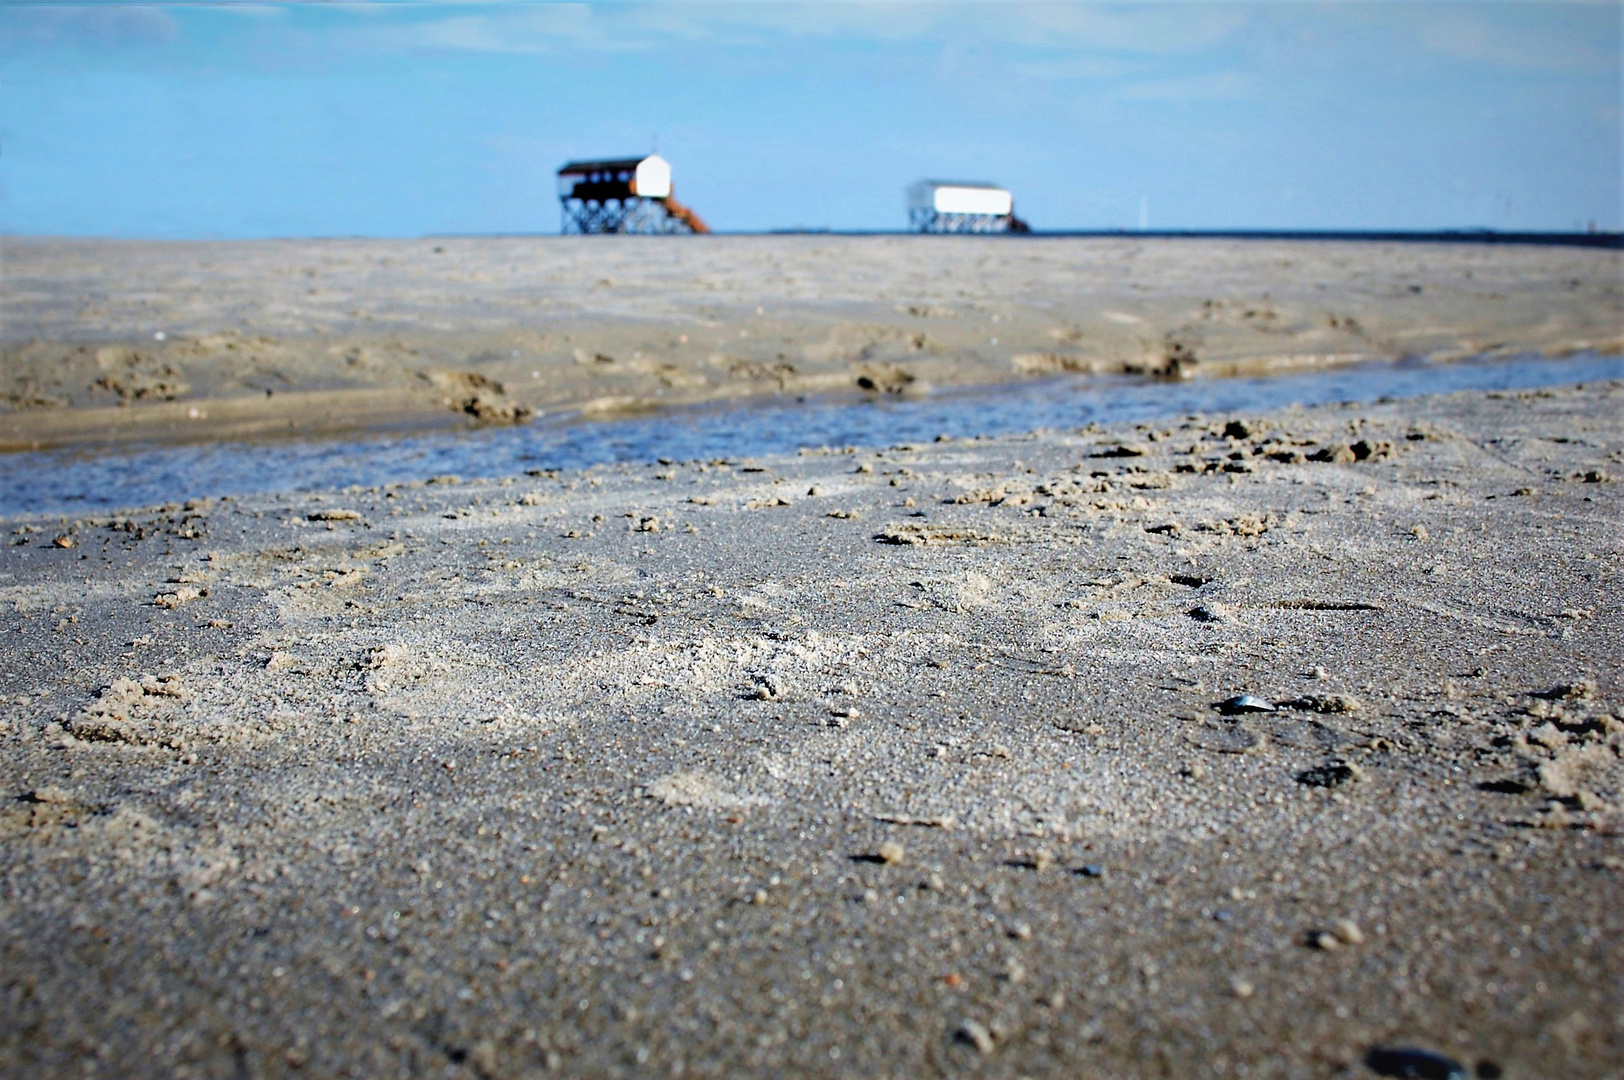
7;0;1623;1068
2;370;1621;1077
3;236;1619;451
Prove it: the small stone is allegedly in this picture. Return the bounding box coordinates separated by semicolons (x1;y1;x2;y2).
307;509;361;522
1229;976;1255;998
27;785;73;804
1410;524;1429;541
751;889;769;906
1223;419;1256;440
877;841;905;865
1006;922;1032;941
1030;848;1055;872
1075;863;1105;878
1189;603;1229;623
1333;918;1365;946
636;516;661;532
751;674;786;702
955;1019;996;1055
1306;929;1342;951
51;535;75;549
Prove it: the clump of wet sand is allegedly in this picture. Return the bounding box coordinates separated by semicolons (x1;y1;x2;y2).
1;380;1620;1077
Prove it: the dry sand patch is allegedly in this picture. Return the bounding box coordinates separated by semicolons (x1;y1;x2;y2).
3;236;1619;450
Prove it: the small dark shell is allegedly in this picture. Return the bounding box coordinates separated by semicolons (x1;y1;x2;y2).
1217;694;1274;715
1365;1046;1467;1080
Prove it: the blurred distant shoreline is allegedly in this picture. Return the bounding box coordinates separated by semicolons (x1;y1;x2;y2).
558;229;1624;249
6;229;1619;248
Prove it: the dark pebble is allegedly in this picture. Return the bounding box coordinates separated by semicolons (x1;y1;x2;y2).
1076;864;1104;878
1297;763;1356;788
1365;1046;1468;1080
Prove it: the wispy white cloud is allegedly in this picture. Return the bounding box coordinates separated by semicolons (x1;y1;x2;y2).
0;5;176;52
1414;7;1617;71
10;2;1614;101
353;7;605;56
968;3;1252;54
203;4;289;19
323;2;1259;58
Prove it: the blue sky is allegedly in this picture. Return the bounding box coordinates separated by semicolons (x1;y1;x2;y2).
1;2;1618;236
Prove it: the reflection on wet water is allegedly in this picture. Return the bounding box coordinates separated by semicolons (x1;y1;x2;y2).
5;353;1620;517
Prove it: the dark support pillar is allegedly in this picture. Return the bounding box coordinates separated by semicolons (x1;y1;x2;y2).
560;196;694;235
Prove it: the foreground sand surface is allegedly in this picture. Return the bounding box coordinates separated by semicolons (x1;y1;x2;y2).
3;236;1619;450
2;381;1621;1078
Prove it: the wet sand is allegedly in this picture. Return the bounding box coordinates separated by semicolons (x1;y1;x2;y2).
2;380;1621;1078
3;235;1620;451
